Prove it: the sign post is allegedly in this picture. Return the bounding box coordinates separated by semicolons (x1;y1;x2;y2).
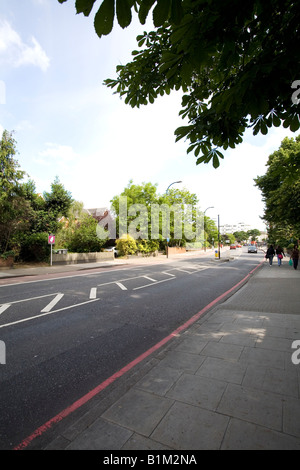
48;234;55;266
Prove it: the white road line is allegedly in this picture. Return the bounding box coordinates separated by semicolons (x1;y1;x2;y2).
90;287;97;299
174;268;194;273
0;292;62;305
143;276;157;282
115;282;127;291
0;304;10;315
133;277;176;290
0;299;99;329
41;293;64;313
162;271;176;277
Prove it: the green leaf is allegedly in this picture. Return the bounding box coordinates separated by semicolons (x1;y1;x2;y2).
290;116;300;132
94;0;115;38
213;154;220;168
170;0;184;25
153;0;171;27
116;0;132;29
138;0;155;24
75;0;97;16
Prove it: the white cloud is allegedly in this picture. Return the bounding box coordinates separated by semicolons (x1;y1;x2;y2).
35;143;79;167
0;20;50;72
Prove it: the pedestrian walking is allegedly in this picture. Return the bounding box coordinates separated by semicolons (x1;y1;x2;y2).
290;245;299;270
275;245;285;266
265;245;275;265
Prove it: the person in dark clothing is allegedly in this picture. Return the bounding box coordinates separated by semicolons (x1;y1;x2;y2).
290;245;299;270
275;245;285;266
266;245;275;265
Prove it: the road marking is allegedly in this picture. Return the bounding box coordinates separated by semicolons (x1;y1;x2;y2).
143;275;157;282
174;267;194;273
89;287;97;299
162;271;176;277
0;299;99;330
41;293;64;313
0;304;10;315
0;292;62;305
133;277;175;290
115;282;127;291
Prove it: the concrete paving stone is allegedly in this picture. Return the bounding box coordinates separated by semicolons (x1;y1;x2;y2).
221;418;300;450
242;365;299;398
189;326;224;342
217;383;284;430
219;331;257;347
134;365;183;396
65;418;133;450
255;335;295;353
258;324;294;339
239;345;286;369
283;396;300;438
174;335;208;355
150;401;229;450
223;279;300;315
166;373;227;411
200;341;244;361
196;356;247;384
286;326;300;340
157;350;205;373
121;433;172;450
102;389;174;436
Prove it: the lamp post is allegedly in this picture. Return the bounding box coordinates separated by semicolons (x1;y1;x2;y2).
165;181;182;258
204;206;214;252
166;180;182;193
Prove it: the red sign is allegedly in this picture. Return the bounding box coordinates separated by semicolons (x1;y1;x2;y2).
48;235;55;245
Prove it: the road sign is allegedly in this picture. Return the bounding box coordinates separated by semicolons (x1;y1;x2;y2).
48;235;55;245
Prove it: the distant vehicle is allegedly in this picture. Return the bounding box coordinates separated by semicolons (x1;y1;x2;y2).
236;244;242;248
248;245;257;253
104;246;118;257
230;244;236;250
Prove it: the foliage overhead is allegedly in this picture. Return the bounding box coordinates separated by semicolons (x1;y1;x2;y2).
255;135;300;244
58;0;300;168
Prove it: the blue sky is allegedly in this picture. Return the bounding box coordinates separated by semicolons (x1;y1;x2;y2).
0;0;298;232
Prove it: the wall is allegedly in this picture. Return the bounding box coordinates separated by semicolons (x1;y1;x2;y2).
52;251;114;265
167;247;186;255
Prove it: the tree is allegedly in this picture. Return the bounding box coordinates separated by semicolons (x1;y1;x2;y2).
110;180;202;247
233;231;248;243
44;176;73;219
247;229;261;242
0;130;30;254
56;201;107;252
59;0;300;168
255;135;300;245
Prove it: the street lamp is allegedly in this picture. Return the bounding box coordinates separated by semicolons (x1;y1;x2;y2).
204;206;214;252
166;180;182;193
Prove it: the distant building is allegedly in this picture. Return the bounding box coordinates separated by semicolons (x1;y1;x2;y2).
85;207;116;241
220;222;251;234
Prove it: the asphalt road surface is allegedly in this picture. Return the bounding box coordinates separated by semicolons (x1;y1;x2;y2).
0;249;263;449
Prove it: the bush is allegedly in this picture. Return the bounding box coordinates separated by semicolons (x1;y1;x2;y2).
116;234;137;257
19;233;50;262
136;239;159;255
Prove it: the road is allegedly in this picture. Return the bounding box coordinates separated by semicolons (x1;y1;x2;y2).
0;248;263;449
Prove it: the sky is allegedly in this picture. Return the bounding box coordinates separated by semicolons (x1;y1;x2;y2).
0;0;298;233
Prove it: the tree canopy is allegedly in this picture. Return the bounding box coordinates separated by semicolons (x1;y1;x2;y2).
255;135;300;245
58;0;300;168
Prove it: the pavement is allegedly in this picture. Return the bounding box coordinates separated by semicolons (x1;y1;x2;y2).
2;249;300;451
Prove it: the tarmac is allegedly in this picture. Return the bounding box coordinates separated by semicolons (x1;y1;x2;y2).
1;249;300;451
